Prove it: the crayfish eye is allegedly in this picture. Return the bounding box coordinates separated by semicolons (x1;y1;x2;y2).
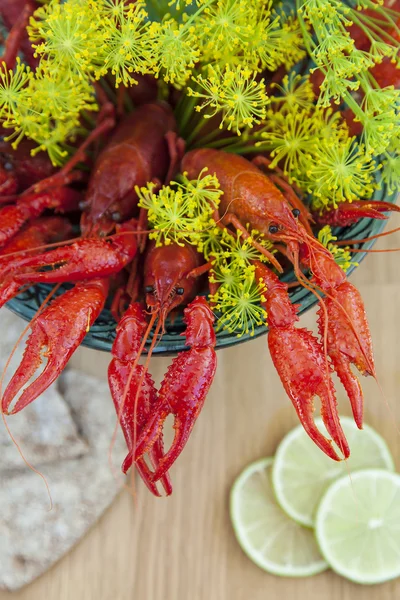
292;208;300;218
0;152;13;171
268;223;279;234
145;285;154;294
176;287;185;296
111;211;121;222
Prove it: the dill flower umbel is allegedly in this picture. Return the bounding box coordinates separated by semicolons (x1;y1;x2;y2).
0;59;31;124
257;108;322;181
270;73;315;112
318;226;358;272
307;137;377;209
147;19;199;86
136;171;221;247
212;274;268;337
190;65;268;134
96;2;151;86
175;169;222;218
28;0;107;79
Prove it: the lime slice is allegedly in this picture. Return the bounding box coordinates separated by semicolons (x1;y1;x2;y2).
316;469;400;584
230;457;328;577
272;417;394;527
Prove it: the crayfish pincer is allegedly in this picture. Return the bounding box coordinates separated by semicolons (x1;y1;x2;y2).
108;241;217;495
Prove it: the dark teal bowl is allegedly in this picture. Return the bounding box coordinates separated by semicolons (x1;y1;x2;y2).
6;182;397;355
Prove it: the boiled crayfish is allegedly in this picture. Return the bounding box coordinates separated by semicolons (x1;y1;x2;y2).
1;4;399;496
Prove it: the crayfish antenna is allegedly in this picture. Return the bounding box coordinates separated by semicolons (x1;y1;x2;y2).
2;279;109;414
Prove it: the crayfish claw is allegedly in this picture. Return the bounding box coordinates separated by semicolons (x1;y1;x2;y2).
1;326;47;414
108;302;173;496
314;200;400;227
268;327;349;461
318;281;375;430
135;297;217;482
2;279;108;414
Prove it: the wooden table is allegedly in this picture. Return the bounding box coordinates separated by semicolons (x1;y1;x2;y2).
1;231;400;600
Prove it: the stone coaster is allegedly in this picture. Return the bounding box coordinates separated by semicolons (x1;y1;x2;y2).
0;311;126;591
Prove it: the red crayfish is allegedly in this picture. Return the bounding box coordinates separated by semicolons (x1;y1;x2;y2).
0;16;399;494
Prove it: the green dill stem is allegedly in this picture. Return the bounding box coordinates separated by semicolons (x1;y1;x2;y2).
295;0;317;56
183;0;213;28
342;90;365;122
185;114;210;146
201;133;258;149
174;90;188;119
349;9;400;45
99;77;117;103
176;93;198;133
220;144;263;155
193;126;229;148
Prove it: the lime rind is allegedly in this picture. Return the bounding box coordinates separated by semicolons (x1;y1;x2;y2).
272;417;395;528
230;457;328;577
315;469;400;585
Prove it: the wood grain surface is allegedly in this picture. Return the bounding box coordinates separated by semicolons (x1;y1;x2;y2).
1;230;400;600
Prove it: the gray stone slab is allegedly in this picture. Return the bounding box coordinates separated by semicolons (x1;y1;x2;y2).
0;312;127;591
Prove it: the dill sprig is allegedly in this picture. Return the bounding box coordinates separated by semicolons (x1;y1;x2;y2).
296;0;400;154
318;225;358;272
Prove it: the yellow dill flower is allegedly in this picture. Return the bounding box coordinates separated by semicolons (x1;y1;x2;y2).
28;0;107;78
307;137;377;207
198;224;224;260
257;108;322;181
270;73;315;112
270;13;307;71
189;65;268;135
136;177;214;246
196;0;253;63
212;274;267;337
0;59;31;124
381;152;400;195
148;19;199;86
22;118;74;165
175;168;222;217
209;261;244;291
97;2;152;86
30;63;97;121
318;225;358;272
0;58;97;165
360;87;400;154
215;228;274;269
